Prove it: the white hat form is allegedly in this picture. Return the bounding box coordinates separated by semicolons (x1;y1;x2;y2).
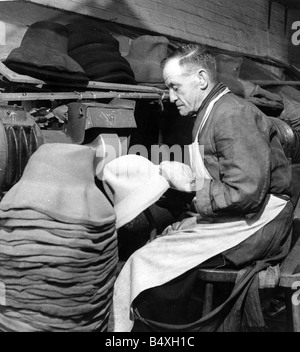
102;154;169;229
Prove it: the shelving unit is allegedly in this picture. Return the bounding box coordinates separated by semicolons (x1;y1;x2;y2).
0;61;169;104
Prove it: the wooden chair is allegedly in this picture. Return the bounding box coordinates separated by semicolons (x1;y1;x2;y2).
198;163;300;332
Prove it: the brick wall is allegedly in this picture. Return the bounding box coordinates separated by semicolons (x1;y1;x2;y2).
24;0;300;69
0;0;299;72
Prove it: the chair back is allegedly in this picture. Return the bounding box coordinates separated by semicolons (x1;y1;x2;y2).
291;164;300;210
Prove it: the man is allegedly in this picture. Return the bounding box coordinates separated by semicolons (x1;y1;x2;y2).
112;44;293;332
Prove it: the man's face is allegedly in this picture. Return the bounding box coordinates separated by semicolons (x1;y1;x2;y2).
163;58;205;116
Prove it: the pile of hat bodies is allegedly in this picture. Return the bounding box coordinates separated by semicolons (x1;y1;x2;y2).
67;21;136;85
0;144;118;332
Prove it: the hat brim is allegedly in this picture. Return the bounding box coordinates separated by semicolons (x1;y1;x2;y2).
85;62;135;78
92;72;136;84
124;58;163;83
114;175;169;229
6;45;86;74
5;61;89;84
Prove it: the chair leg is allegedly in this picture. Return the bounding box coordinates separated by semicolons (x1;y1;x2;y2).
292;301;300;332
202;283;214;316
284;288;300;332
284;288;294;332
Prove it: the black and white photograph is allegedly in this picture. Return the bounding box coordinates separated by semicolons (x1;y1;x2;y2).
0;0;299;337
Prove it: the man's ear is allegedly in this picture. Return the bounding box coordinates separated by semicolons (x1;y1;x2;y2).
197;69;209;89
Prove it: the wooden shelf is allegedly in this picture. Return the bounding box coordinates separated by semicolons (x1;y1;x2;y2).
0;62;284;114
0;61;169;102
0;90;168;102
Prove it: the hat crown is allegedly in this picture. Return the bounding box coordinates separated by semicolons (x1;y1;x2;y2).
21;21;69;53
0;143;116;226
216;54;243;76
125;35;169;83
127;35;169;60
5;20;88;82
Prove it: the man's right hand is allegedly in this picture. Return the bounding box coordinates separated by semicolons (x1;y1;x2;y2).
159;161;196;193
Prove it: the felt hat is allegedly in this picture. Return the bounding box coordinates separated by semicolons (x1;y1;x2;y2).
215;54;245;97
85;62;135;78
69;45;135;77
66;19;136;85
5;21;88;84
125;35;169;83
239;57;277;81
4;61;88;84
69;44;121;62
0;143;116;226
68;41;136;84
67;20;134;84
102;154;169;229
67;20;120;51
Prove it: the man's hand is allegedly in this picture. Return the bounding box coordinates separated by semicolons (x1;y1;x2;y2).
159;161;196;192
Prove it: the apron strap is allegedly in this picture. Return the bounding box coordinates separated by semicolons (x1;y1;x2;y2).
195;87;230;141
189;88;230;182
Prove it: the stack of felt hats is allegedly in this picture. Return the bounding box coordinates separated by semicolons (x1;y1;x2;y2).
0;143;118;332
5;21;89;84
125;35;169;85
67;21;136;85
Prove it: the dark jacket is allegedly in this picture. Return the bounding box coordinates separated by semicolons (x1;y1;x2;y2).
193;88;292;219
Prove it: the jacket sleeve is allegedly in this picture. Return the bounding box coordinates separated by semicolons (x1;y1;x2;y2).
194;105;271;218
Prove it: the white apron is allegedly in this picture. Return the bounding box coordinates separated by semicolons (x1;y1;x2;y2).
112;89;288;332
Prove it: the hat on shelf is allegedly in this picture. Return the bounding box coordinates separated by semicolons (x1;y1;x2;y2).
69;44;122;63
102;154;169;229
215;54;245;97
125;35;169;84
67;21;136;85
5;21;89;84
67;20;120;52
69;45;135;78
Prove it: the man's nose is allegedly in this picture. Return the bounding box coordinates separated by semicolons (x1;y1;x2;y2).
169;89;177;103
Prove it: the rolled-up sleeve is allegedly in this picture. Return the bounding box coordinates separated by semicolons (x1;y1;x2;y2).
194;105;271;217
